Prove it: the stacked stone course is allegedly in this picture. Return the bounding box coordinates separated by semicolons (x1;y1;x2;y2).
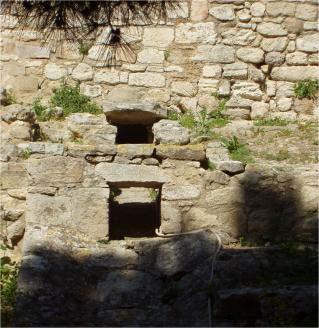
1;0;318;119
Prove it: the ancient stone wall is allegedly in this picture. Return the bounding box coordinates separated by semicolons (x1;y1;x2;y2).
1;0;318;120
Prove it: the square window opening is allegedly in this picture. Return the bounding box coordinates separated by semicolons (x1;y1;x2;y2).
109;187;161;240
115;124;154;144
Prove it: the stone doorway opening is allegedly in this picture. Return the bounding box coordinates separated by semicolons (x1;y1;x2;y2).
115;124;154;144
109;186;161;240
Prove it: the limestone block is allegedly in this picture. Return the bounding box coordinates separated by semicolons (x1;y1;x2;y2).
251;102;269;119
248;66;265;83
296;34;319;53
261;37;288;52
171;81;198;97
3;41;50;59
26;193;72;226
257;22;287;37
71;188;109;238
237;9;251;22
156;144;205;161
0;162;28;189
202;65;222;78
266;2;296;17
204;170;230;187
143;89;171;103
18;142;64;156
218;80;231;97
198;79;219;93
265;52;285;66
95;163;168;187
44;63;67;80
271;66;319;82
223;62;248;79
296;4;318;21
193;44;235;63
137;48;164;64
103;101;166;124
128;73;165;87
191;0;208;21
283;17;303;34
175;22;217;44
226;96;253;109
183;207;219;231
142;27;174;48
1;104;35;123
232;82;263;101
9;121;30;140
206;141;230;163
160;202;182;234
27;156;85;187
162;184;201;200
152;119;190;145
80;84;102;98
221;29;256;46
38;121;71;143
12;76;39;93
276;81;295;98
277;97;293;112
94;70;120;84
266;80;276;97
224;108;250;120
250;2;265;17
304;22;319;31
209;5;235;21
117;144;154;159
236;47;264;64
72;63;93;81
7;217;25;245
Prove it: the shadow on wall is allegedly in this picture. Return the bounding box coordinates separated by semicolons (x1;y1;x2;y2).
235;168;318;245
13;231;218;327
11;169;318;327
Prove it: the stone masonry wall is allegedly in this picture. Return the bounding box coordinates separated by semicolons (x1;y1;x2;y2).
1;0;319;120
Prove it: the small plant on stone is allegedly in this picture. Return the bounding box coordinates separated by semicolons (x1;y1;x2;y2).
149;188;159;201
4;91;17;106
32;98;51;121
22;147;32;160
51;83;102;116
294;79;319;100
1;257;19;327
207;161;216;171
254;117;291;127
221;136;253;164
164;49;170;61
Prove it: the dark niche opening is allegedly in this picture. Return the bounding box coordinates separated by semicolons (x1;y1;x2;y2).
109;187;160;240
115;124;154;144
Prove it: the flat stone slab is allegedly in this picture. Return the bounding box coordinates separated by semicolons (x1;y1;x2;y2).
95;163;169;187
103;101;167;124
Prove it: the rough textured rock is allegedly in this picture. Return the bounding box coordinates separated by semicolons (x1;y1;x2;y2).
193;44;235;63
257;23;287;37
209;5;235;21
160;203;182;234
171;81;198;97
236;48;264;64
95;163;168;187
128;73;165;88
72;63;93;81
156;144;205;161
103;101;166;124
152;120;190;145
142;27;174;47
296;34;319;53
216;161;245;175
175;22;217;44
44;63;67;80
271;66;319;82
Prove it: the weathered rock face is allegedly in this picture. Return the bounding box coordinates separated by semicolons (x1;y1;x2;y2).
152;120;190;145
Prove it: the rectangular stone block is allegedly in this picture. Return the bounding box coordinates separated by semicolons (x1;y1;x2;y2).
0;162;28;189
156;144;206;161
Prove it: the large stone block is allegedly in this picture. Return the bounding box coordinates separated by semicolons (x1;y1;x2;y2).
72;63;93;81
236;48;264;64
271;66;319;82
156;144;205;161
128;73;165;88
193;44;235;63
261;37;288;52
296;34;319;53
44;63;67;80
95;163;168;187
137;48;164;64
162;184;201;200
142;27;174;48
27;156;85;186
232;82;263;100
175;22;217;44
171;81;198;97
257;23;287;37
152;120;190;145
209;5;235;21
103;101;166;124
160;202;182;234
221;29;256;46
0;162;28;189
117;144;154;159
71;188;109;238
